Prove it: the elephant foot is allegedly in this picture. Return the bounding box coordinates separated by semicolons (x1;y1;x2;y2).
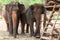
13;35;17;38
9;32;13;36
34;33;40;38
13;34;17;38
21;32;25;35
7;29;9;32
34;35;40;38
33;33;36;37
26;31;29;33
16;32;19;35
35;35;40;38
30;34;33;37
9;33;17;38
9;33;13;37
30;33;34;37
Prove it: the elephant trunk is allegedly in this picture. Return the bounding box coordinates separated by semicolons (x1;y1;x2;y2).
12;10;17;38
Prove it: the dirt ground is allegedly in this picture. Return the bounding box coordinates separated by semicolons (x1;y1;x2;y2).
0;11;60;40
0;17;60;40
0;17;40;40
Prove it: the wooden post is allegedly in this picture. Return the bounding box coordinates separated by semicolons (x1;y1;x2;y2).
43;12;47;28
49;35;54;40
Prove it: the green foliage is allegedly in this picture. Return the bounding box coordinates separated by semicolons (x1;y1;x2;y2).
0;0;44;6
0;16;2;19
52;15;60;20
0;0;44;11
23;0;44;6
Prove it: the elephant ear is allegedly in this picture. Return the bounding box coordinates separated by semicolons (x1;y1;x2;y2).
40;5;46;14
5;4;10;11
5;5;8;11
5;4;12;12
18;3;25;11
29;5;34;11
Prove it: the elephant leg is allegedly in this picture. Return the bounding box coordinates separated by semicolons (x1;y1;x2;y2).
12;11;18;38
4;19;9;32
34;18;40;38
6;23;9;32
26;24;29;33
3;15;9;32
16;18;19;35
8;13;13;36
29;21;34;36
21;21;25;34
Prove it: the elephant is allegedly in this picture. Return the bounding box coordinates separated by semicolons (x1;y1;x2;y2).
20;12;29;34
25;4;46;38
17;3;29;34
3;2;25;38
